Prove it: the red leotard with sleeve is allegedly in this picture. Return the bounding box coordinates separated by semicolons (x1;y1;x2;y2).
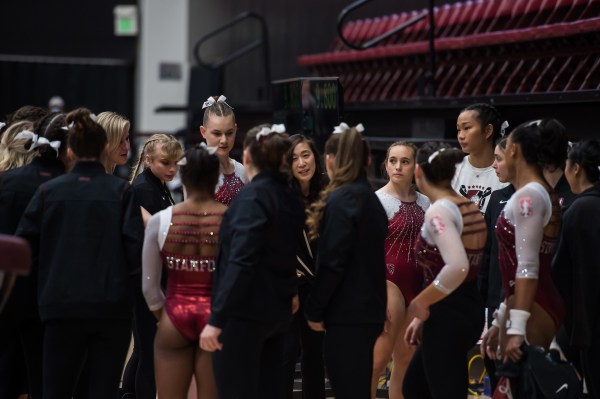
495;189;565;328
376;191;429;304
415;201;485;288
144;209;223;342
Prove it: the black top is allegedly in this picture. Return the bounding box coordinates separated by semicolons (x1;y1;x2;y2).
554;174;576;212
304;175;388;325
0;157;65;235
16;161;144;321
479;184;515;308
209;171;305;328
0;157;65;315
552;185;600;349
132;167;174;215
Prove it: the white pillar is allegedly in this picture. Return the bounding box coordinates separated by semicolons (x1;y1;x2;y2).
135;0;189;132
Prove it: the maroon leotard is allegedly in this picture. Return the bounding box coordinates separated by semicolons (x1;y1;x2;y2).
378;193;427;304
415;202;485;287
160;211;223;341
215;170;245;206
495;194;565;328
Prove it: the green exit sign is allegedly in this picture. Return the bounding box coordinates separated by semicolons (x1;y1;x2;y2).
114;5;138;36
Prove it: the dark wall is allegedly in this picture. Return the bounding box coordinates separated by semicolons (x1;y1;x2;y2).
189;0;454;106
0;0;137;121
0;0;137;58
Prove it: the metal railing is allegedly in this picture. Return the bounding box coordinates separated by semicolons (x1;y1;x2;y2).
193;11;271;98
336;0;436;96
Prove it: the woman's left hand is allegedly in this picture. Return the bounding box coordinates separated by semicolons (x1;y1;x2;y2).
291;294;300;314
307;320;325;332
503;334;525;363
404;317;424;346
200;324;223;352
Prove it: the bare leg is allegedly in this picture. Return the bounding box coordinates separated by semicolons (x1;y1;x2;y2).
371;282;405;399
154;311;195;399
194;347;217;399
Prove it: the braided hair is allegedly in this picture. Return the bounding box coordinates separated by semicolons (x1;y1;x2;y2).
129;134;184;183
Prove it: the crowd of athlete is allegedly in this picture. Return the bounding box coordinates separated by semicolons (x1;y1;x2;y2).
0;99;598;399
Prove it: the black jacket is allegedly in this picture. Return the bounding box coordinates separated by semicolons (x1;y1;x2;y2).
16;161;144;321
479;184;515;308
552;185;600;349
132;168;174;215
209;171;305;328
0;157;66;315
554;174;576;212
304;175;388;325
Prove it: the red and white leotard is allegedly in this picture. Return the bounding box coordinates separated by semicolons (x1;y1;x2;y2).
415;200;486;294
214;159;246;206
376;190;430;303
495;182;565;328
143;207;224;341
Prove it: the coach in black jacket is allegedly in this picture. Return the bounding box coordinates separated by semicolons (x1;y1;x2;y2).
0;112;68;399
16;109;144;399
304;127;387;399
552;140;600;398
200;127;305;399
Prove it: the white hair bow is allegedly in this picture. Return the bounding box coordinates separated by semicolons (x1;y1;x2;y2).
66;113;97;129
332;122;349;134
500;120;509;137
202;95;231;109
0;122;5;130
332;122;365;134
14;130;37;142
256;124;286;141
428;148;446;164
14;130;61;155
199;142;218;155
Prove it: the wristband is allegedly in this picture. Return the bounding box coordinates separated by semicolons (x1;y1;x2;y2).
506;309;530;336
491;302;506;328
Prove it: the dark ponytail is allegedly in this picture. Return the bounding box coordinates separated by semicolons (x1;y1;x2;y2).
416;142;464;184
568;139;600;184
66;108;107;159
511;118;568;171
243;125;291;173
33;112;68;160
180;144;220;193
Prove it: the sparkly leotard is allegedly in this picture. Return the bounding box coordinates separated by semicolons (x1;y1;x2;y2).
376;191;429;303
143;207;224;341
495;184;565;328
214;159;246;206
415;201;486;288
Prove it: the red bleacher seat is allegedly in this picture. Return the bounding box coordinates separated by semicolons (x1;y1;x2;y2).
298;0;600;103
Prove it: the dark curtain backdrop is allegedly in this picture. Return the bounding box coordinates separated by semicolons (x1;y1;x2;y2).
0;0;137;122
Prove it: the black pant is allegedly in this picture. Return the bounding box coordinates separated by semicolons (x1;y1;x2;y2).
212;317;291;399
483;306;499;392
43;318;131;399
121;283;157;399
581;345;600;399
282;283;325;399
0;312;43;399
403;283;484;399
323;323;383;399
